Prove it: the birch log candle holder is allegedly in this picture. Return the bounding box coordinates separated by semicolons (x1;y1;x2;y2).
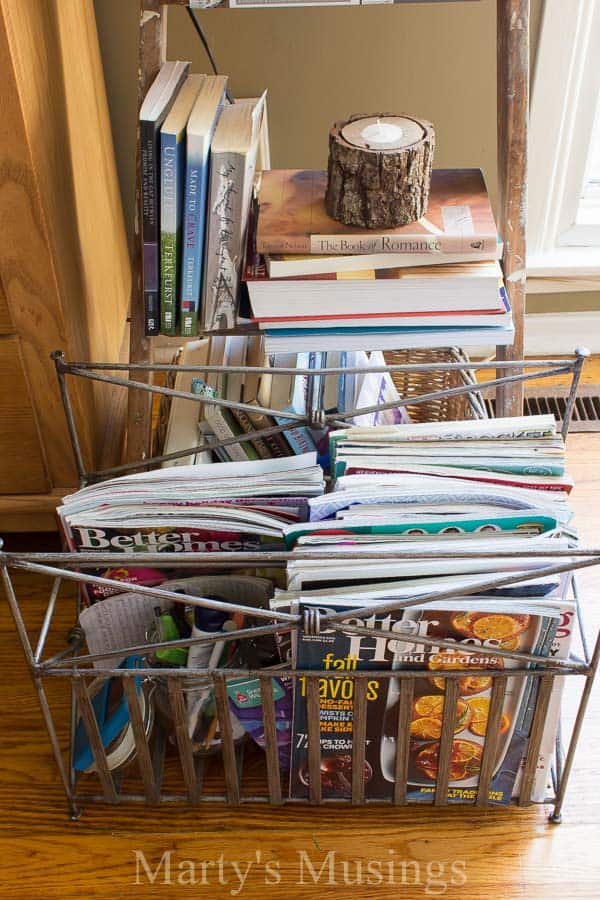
325;113;435;229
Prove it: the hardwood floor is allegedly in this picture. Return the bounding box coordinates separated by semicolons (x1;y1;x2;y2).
1;434;599;899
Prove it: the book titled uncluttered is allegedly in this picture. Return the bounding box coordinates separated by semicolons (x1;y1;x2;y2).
256;169;500;257
160;74;206;335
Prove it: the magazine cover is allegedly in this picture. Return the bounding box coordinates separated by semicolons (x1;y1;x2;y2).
59;517;295;605
289;598;558;803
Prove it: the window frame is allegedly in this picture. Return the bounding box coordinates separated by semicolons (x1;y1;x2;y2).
527;0;600;281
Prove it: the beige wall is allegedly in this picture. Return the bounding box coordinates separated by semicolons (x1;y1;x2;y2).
94;0;595;314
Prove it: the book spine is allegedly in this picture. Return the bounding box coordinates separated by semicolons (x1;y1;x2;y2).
205;405;255;462
229;407;273;459
180;132;211;337
160;131;182;335
225;409;260;460
273;409;317;456
245;408;291;458
202;149;246;331
256;234;499;256
141;119;160;336
192;380;249;462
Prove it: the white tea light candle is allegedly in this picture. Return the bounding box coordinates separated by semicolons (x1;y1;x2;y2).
340;114;427;153
360;120;404;150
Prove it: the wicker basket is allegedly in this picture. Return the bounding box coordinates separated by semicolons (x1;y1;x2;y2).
383;347;487;423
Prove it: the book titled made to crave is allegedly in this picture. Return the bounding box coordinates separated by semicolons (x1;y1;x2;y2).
256;169;499;256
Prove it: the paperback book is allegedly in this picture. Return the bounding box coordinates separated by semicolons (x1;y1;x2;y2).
179;76;228;336
139;60;190;335
160;74;206;334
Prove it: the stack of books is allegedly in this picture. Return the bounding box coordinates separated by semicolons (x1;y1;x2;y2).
161;335;325;466
161;335;411;467
270;415;575;803
139;61;268;336
246;168;512;353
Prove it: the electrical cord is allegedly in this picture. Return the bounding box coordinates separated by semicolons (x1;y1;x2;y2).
186;7;234;103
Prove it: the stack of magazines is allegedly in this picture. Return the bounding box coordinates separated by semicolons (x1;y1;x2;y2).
58;415;577;805
58;453;324;602
272;415;576;804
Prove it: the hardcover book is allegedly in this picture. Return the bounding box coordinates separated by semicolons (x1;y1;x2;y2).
256;168;499;256
264;245;503;278
139;61;190;335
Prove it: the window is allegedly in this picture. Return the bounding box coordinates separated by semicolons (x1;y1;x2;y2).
560;98;600;247
528;0;600;280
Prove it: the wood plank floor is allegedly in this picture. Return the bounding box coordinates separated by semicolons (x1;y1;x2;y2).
1;434;599;899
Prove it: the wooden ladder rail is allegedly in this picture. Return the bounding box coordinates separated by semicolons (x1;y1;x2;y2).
496;0;529;418
127;0;530;461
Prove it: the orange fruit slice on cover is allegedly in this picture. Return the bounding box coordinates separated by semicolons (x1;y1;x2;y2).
471;614;530;641
467;697;511;737
450;611;530;643
414;740;483;782
410;716;443;740
414;695;445;718
412;695;472;734
450;612;479;637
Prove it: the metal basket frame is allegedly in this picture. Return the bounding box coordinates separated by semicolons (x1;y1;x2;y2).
2;548;599;822
51;347;589;485
1;347;597;821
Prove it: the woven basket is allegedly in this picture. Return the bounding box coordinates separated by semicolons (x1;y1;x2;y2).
383;347;487;423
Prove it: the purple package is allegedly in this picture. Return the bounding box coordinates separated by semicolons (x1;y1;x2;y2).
227;675;293;770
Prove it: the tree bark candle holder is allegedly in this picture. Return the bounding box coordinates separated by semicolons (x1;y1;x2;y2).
325;113;435;229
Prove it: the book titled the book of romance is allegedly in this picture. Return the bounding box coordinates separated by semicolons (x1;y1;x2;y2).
256;169;499;256
289;596;564;804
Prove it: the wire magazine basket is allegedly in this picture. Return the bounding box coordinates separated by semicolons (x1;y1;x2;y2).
1;347;598;821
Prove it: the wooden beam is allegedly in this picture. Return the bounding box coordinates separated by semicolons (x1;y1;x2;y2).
496;0;529;417
127;2;167;465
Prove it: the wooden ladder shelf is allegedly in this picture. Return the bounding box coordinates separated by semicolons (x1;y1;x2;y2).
129;0;529;463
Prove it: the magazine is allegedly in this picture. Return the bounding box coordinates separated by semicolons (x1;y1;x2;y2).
57;453;324;603
289;594;568;804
